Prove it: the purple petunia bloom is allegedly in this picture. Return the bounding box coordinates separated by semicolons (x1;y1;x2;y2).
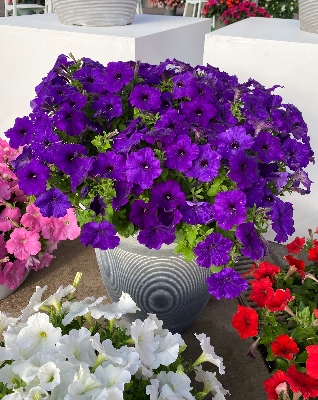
5;116;34;149
289;170;313;195
104;61;134;93
172;71;197;99
252;131;285;163
73;65;106;94
194;232;233;267
53;106;87;136
151;181;185;210
129;84;161;112
180;201;214;225
129;200;158;230
16;160;50;196
80;221;120;250
206;268;248;300
91;151;126;180
126;148;162;190
11;146;33;171
236;222;265;261
212;190;247;230
30;129;62;164
181;99;217;127
35;188;72;218
157;208;182;226
112;180;133;210
217;126;254;159
270;198;295;243
92;93;122;120
153;109;188;137
185;144;220;182
282;138;310;171
89;194;106;216
228;152;261;190
137;224;176;250
164;135;199;173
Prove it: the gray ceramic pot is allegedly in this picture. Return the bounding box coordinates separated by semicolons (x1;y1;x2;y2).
95;236;211;333
299;0;318;34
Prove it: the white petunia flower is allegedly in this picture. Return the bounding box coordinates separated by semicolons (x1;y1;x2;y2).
95;387;123;400
146;378;160;400
0;312;19;336
94;364;131;392
0;364;22;389
116;346;141;375
66;364;102;399
23;386;49;399
156;371;194;400
90;292;140;320
0;324;24;361
37;361;61;391
150;332;185;369
56;327;96;366
36;284;76;313
62;296;105;325
130;318;159;366
212;385;230;399
90;336;124;366
194;333;225;375
49;361;77;400
20;285;48;322
194;365;229;397
16;313;62;358
2;391;23;400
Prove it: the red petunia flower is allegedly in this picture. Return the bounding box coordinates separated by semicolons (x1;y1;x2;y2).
286;236;305;254
306;344;318;379
252;261;280;283
314;309;318;319
308;245;318;263
286;364;318;399
266;288;292;312
270;334;299;360
231;305;258;339
284;255;306;278
249;277;274;307
263;370;288;400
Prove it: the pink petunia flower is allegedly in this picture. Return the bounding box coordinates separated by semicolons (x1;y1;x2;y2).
3;260;27;289
6;228;41;260
0;207;21;232
0;180;12;201
20;203;48;232
0;234;8;259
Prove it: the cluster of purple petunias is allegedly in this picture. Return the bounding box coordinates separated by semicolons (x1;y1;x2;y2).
5;55;314;300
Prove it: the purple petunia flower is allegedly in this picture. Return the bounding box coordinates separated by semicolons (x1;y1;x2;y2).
212;190;247;230
206;268;248;300
172;72;197;99
228;152;261;190
89;194;106;216
80;221;120;250
129;84;161;112
137;224;176;250
270;198;295;243
92;93;122;120
30;129;62;164
126;148;162;190
194;232;233;267
236;222;265;261
252;131;285;163
129;200;158;230
5;116;34;149
289;170;313;195
181;99;217;127
164;135;199;173
53;106;87;136
180;201;214;225
73;65;106;94
91;151;126;180
35;188;72;218
282;138;310;171
217;126;254;159
16;160;50;196
112;180;133;210
185;144;220;183
104;61;134;93
11;146;33;171
244;182;266;208
157;208;182;226
151;181;185;210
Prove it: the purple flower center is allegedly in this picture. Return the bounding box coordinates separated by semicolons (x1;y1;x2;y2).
231;141;239;149
115;73;122;80
200;159;209;168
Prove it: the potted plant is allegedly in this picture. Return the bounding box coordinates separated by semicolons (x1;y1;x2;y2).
147;0;185;15
5;54;314;331
258;0;299;20
219;1;270;25
231;232;318;399
0;273;229;399
0;138;80;300
202;0;236;28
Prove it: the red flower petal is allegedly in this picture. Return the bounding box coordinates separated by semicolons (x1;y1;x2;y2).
284;255;306;278
286;364;318;399
308;245;318;263
306;345;318;379
249;277;274;308
252;261;280;283
266;289;291;312
231;305;258;339
286;236;305;254
263;370;288;400
270;334;299;360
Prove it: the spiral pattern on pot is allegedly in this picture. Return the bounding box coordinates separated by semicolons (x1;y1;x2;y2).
55;0;138;27
299;0;318;34
95;237;211;333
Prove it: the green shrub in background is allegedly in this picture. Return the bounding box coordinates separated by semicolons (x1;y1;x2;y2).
258;0;298;19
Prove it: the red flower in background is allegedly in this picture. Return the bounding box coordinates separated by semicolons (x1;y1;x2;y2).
308;245;318;263
263;370;288;400
306;345;318;379
314;309;318;318
249;277;274;307
266;288;292;312
252;261;280;283
270;334;299;360
286;364;318;399
286;236;305;254
232;305;258;339
284;255;306;278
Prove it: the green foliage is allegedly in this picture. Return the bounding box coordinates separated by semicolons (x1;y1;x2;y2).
258;0;298;19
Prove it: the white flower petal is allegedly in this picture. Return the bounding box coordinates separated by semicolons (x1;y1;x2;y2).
131;318;159;366
195;333;225;375
151;332;185;369
62;297;105;325
90;292;139;320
